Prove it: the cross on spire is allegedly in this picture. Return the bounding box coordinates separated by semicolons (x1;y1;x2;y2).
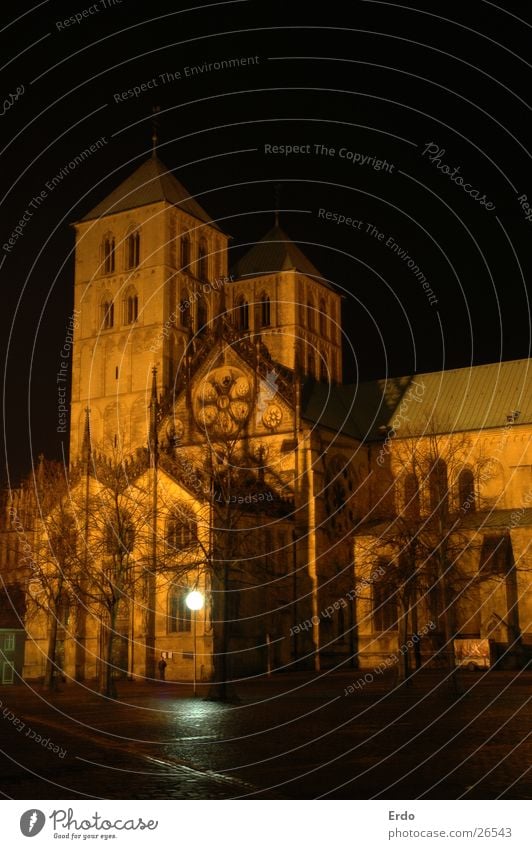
274;183;281;227
151;105;160;157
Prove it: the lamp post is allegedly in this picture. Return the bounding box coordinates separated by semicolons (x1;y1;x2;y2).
185;590;204;696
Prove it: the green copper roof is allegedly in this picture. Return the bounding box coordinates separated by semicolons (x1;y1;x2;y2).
81;155;219;228
232;224;322;279
378;359;532;435
302;359;532;441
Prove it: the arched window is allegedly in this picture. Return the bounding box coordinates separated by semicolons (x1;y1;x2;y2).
404;473;420;518
236;295;249;331
123;288;138;324
319;298;327;337
260;292;271;327
307;349;315;378
330;300;336;331
373;560;398;631
458;468;475;512
196;294;208;333
125;229;140;269
100;296;114;330
168;585;192;633
319;352;328;382
307;298;315;331
166;513;198;551
180;289;191;328
429;458;449;513
101;233;115;274
105;511;134;556
180;235;191;272
197;239;208;282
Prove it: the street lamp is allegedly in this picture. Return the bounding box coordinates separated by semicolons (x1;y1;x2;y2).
185;590;204;696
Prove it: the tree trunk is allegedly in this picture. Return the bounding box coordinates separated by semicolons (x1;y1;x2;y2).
396;599;410;684
411;600;422;670
208;563;230;700
439;564;460;695
44;612;59;691
100;607;118;698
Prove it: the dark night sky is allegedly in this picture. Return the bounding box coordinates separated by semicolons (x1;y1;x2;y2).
1;0;531;485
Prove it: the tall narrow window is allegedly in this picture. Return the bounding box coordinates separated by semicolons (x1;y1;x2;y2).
458;468;475;512
307;349;315;378
125;229;140;269
101;297;114;330
330;300;336;333
196;294;208;333
197;239;208;282
429;458;449;514
319;353;328;382
307;298;315;331
236;296;249;331
260;292;271;327
102;233;115;274
404;473;420;518
168;585;192;632
319;298;327;337
180;235;191;272
180;289;191;328
123;288;138;325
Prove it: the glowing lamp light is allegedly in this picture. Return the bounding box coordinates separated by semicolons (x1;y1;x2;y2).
186;590;204;611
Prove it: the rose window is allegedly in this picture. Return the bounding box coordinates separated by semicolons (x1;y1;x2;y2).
194;367;252;435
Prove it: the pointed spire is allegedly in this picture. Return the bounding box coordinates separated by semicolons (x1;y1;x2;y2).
151;106;160;157
36;453;45;489
81;408;92;468
274;183;281;227
149;367;159;466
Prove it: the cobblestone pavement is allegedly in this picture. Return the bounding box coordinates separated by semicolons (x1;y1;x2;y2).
0;668;530;799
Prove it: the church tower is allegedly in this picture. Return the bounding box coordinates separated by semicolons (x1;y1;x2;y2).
230;222;342;383
69;154;229;461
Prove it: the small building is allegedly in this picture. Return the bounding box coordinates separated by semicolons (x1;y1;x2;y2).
0;629;26;684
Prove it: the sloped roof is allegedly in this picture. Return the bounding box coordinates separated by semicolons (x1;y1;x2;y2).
81;155;219;228
301;378;411;441
302;359;532;441
232;223;322;279
378;359;532;435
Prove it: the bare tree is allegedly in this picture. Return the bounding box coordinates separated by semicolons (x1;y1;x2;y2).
364;425;492;689
76;449;154;697
22;460;80;690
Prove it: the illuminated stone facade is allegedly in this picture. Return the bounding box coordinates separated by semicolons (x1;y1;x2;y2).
14;156;532;684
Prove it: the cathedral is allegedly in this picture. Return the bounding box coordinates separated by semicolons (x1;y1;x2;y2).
2;153;531;688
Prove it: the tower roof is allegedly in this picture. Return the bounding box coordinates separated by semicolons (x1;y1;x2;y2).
81;155;220;228
232;223;322;279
